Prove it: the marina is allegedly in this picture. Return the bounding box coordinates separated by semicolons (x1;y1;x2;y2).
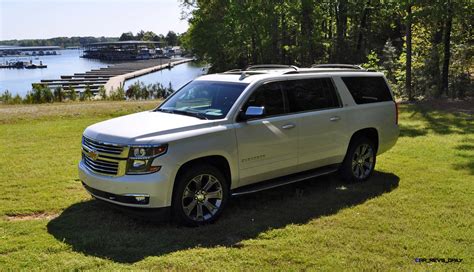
0;50;204;97
0;60;47;69
37;57;193;94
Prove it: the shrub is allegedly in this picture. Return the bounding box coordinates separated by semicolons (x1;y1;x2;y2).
109;86;126;101
81;85;93;101
98;86;107;100
0;90;13;104
31;84;54;103
53;87;64;102
68;87;77;101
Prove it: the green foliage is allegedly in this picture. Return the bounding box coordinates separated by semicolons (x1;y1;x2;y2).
53;87;64;102
361;51;382;71
165;31;178;46
68;87;77;101
25;84;54;104
183;0;473;100
98;86;107;100
108;86;126;101
0;36;117;47
125;81;173;100
0;90;13;104
81;85;94;101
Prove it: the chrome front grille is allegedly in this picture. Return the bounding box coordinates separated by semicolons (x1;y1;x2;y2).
83;154;119;175
81;136;128;176
82;136;124;155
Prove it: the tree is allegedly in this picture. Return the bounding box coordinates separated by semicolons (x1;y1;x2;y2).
119;32;134;41
441;0;453;97
181;0;472;100
98;86;107;100
53;87;64;102
405;1;413;101
165;31;178;46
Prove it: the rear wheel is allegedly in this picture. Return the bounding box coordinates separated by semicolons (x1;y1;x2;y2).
340;136;376;182
172;164;229;226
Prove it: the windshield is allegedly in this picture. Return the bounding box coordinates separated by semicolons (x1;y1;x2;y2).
157;81;248;120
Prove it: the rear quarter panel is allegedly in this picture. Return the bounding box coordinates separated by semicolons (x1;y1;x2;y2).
332;75;399;155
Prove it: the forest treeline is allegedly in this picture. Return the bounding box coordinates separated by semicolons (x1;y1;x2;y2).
118;30;182;46
180;0;473;100
0;30;183;48
0;37;117;48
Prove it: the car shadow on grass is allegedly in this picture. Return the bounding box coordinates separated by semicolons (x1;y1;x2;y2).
47;171;399;263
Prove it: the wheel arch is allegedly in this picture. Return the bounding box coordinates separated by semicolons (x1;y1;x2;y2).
348;127;379;153
171;155;232;203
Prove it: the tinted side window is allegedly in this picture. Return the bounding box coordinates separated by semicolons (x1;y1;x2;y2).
284;78;340;113
341;76;393;104
244;82;285;117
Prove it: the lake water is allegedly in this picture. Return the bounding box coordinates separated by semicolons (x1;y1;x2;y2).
123;61;206;91
0;50;206;96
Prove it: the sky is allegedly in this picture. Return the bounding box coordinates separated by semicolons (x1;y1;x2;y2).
0;0;190;40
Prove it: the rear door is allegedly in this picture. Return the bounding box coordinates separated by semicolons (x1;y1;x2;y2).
234;81;299;186
282;77;348;171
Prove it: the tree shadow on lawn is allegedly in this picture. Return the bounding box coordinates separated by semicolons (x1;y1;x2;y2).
47;171;399;264
398;124;427;137
409;105;474;135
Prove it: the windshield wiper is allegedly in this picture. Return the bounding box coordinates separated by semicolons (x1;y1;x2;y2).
155;108;172;113
172;109;208;120
155;108;208;120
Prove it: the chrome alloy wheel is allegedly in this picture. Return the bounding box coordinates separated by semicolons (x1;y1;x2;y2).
351;143;374;179
181;174;223;222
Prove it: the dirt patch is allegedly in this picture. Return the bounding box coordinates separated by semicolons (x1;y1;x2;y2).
5;212;59;222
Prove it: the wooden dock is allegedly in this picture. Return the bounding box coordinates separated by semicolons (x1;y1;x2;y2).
36;58;193;95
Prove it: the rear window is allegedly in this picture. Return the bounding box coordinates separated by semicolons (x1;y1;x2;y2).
283;78;340;112
341;76;393;104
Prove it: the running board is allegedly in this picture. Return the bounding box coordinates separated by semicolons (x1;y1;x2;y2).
231;164;339;196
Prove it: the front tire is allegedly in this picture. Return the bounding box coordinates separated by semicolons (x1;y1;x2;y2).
340;136;376;182
172;164;229;226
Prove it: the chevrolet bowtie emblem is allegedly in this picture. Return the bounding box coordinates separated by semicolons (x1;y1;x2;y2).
88;149;99;160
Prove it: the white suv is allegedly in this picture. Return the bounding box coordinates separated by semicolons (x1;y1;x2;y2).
79;64;399;225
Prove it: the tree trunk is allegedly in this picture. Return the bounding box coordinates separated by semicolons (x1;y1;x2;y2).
333;0;347;63
432;22;444;97
356;0;371;62
300;0;315;66
441;0;453;98
281;12;288;64
406;2;413;101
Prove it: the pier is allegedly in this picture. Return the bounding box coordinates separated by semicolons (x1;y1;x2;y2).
36;58;193;95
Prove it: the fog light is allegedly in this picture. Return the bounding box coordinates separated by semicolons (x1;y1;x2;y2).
133;160;146;168
135;196;146;202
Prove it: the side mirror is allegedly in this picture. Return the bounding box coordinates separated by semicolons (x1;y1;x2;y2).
241;106;265;121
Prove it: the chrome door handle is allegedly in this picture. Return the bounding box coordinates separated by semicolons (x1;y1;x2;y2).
281;123;296;129
329;116;341;122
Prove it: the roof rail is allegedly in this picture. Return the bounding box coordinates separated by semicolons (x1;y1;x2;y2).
311;64;365;70
223;69;243;73
245;64;299;71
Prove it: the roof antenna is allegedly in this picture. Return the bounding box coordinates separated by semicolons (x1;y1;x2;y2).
239;71;248;80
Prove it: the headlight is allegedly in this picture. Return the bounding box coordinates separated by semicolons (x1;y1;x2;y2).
127;144;167;174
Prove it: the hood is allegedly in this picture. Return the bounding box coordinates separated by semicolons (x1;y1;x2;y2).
84;111;215;144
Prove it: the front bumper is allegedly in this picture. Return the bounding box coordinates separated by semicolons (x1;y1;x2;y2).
78;160;175;208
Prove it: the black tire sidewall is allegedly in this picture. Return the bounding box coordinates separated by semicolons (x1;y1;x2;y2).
172;164;229;226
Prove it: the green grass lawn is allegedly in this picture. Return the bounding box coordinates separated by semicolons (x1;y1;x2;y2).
0;101;472;270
